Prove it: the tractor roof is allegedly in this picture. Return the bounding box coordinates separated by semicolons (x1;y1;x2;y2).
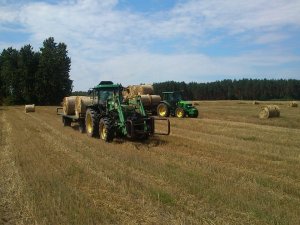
93;81;122;89
162;91;182;94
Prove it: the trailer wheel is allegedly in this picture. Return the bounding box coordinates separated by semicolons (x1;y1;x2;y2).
85;108;99;137
99;117;114;142
63;117;71;126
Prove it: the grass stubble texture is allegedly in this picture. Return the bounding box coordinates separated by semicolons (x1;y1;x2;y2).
0;101;300;225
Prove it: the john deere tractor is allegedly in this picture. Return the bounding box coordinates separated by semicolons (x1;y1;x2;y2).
84;81;169;142
157;91;198;118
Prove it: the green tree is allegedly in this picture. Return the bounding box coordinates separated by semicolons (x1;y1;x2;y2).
36;37;72;105
0;47;21;104
18;44;40;103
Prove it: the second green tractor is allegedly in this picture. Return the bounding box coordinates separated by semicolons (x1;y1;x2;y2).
156;91;198;118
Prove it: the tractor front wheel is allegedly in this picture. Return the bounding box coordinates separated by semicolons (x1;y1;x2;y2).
175;107;185;118
157;103;170;117
85;108;99;137
99;117;114;142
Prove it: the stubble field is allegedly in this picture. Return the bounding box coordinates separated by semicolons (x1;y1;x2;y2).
0;101;300;225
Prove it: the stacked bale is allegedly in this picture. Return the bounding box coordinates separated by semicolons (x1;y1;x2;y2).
63;96;76;115
259;105;280;119
124;85;154;99
123;84;161;110
289;101;298;107
75;96;92;117
140;95;161;107
25;104;35;113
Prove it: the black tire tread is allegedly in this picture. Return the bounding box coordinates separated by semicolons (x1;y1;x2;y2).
99;117;115;142
86;108;100;137
157;103;170;117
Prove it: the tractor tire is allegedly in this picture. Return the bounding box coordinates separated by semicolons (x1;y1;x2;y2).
157;103;170;117
63;117;71;126
85;108;100;137
99;117;114;142
175;107;185;118
190;111;198;118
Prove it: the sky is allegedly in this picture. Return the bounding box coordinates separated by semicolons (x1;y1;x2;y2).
0;0;300;91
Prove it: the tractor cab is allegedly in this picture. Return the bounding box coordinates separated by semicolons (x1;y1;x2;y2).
89;81;123;106
162;91;183;105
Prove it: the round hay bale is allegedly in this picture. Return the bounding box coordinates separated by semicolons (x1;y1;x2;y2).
25;104;35;113
253;101;259;105
137;85;153;95
75;96;92;117
289;101;298;107
63;96;76;115
125;85;154;98
140;95;161;107
259;105;280;119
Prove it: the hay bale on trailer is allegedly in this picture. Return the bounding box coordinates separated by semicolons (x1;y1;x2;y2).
75;96;92;117
63;96;76;115
125;85;154;99
259;105;280;119
25;104;35;113
140;95;161;107
289;101;298;107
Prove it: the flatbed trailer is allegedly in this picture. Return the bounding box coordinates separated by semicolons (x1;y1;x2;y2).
56;107;86;133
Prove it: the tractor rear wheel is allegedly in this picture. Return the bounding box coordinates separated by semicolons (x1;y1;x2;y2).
99;117;114;142
175;107;185;118
85;108;99;137
157;103;170;117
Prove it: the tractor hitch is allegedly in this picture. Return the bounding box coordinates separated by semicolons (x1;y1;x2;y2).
56;107;63;115
126;116;170;139
152;117;170;135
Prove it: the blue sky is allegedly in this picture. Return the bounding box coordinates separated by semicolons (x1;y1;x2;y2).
0;0;300;90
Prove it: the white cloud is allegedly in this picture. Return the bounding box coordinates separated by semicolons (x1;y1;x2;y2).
0;0;300;90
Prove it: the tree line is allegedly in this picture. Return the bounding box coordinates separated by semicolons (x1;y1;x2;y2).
153;79;300;100
0;37;72;105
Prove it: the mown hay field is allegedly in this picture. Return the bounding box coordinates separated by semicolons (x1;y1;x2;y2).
0;101;300;225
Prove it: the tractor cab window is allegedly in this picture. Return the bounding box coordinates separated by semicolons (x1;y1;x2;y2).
99;90;113;104
173;92;182;101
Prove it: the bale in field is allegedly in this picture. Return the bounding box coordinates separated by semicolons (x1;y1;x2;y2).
75;96;92;117
25;104;35;113
63;96;76;115
259;105;280;119
193;101;200;106
253;101;259;105
289;101;298;107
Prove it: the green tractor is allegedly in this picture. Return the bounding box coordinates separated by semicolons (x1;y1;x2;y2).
157;91;198;118
83;81;170;142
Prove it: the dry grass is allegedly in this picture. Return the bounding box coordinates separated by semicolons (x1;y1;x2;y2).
0;101;300;225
